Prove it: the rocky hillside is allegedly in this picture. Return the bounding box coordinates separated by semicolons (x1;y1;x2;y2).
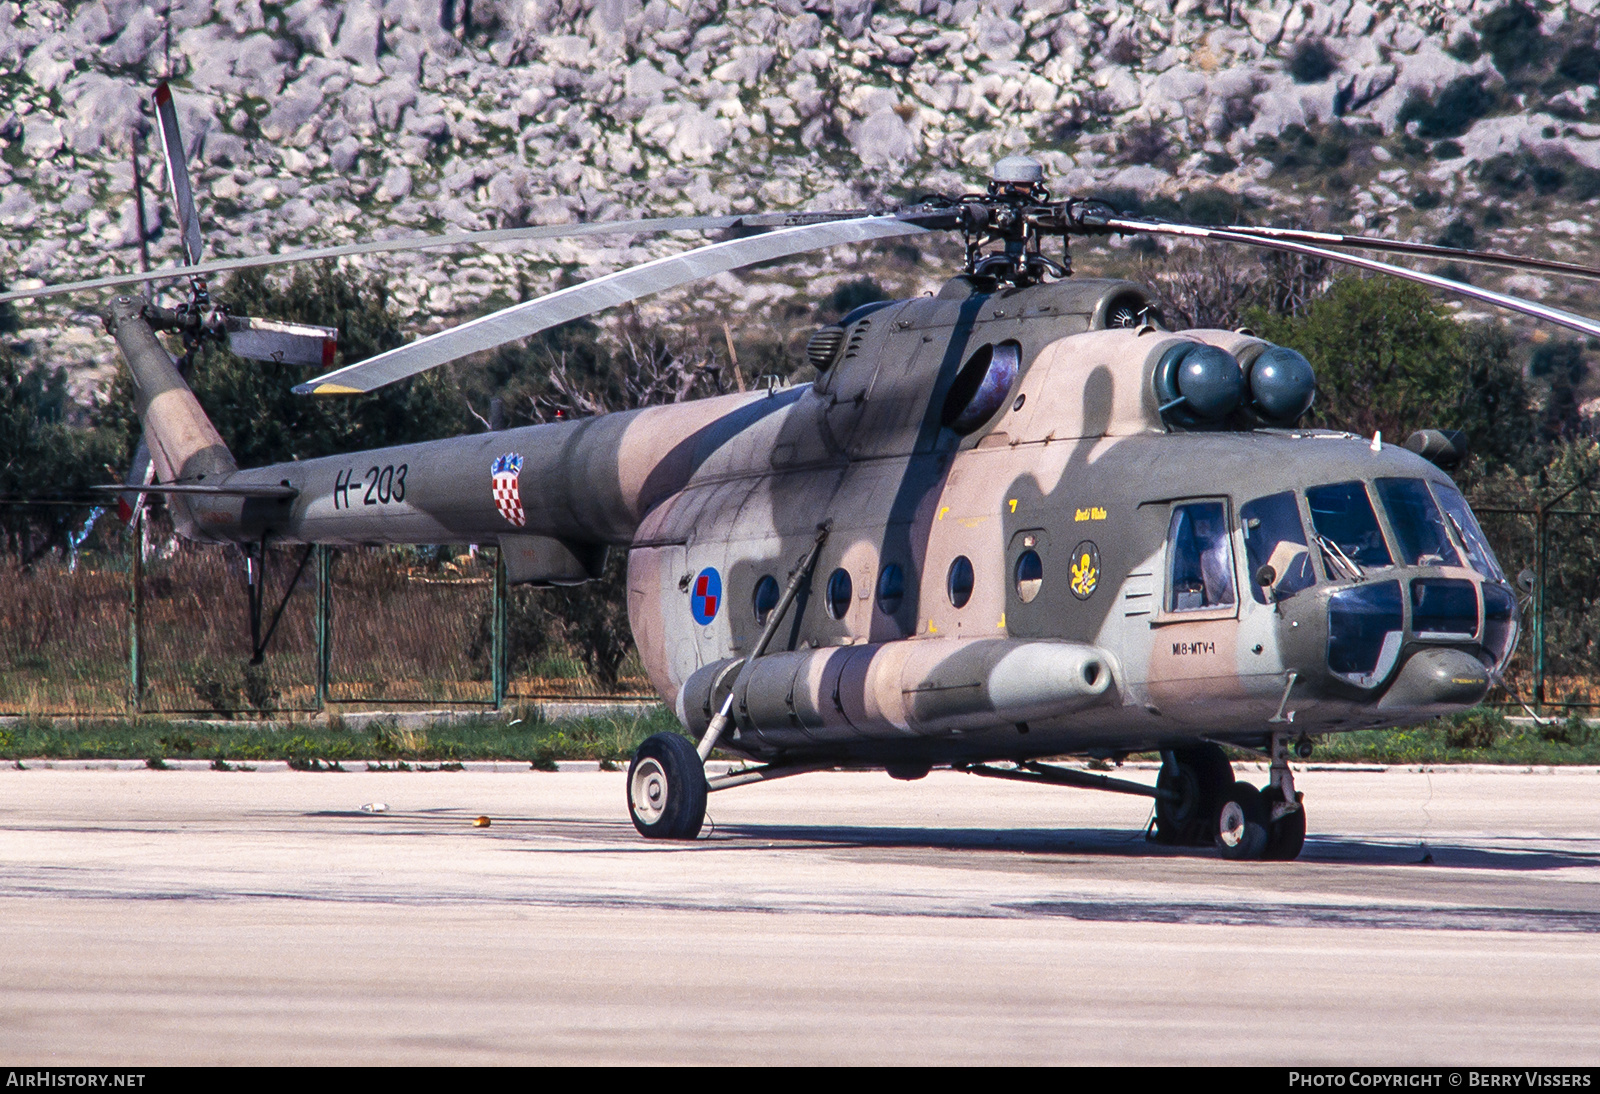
3;0;1600;398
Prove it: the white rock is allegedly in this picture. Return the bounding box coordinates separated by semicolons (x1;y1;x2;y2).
851;107;918;165
328;136;361;173
835;0;876;39
0;186;38;227
625;59;677;99
1244;1;1291;46
378;165;413;202
975;15;1024;60
544;35;593;66
711;45;778;86
22;34;76;93
58;73;142;156
21;119;63;161
338;0;383;66
665;105;732;161
785;13;824;50
285;0;342;56
1389;21;1425;52
99;6;164;68
260;74;324;142
1095;65;1143;112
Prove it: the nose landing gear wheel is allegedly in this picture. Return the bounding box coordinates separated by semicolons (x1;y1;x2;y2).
1262;787;1307;861
1153;744;1234;846
627;733;707;840
1215;780;1269;860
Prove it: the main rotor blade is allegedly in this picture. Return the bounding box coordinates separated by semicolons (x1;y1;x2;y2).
153;82;203;267
295;215;928;396
1104;217;1600;342
1210;222;1600;283
224;316;338;367
0;212;867;306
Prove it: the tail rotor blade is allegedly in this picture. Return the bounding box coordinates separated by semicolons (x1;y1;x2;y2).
153;82;203;267
224;316;338;367
117;437;155;525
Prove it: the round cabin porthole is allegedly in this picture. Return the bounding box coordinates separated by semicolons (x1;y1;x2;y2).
825;567;853;620
1015;550;1043;603
947;556;974;608
876;563;905;615
752;574;779;624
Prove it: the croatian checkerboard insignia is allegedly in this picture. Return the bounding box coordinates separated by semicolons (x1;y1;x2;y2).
491;453;526;527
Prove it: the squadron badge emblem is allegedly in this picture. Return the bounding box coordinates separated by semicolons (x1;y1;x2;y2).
490;453;526;527
1070;541;1100;600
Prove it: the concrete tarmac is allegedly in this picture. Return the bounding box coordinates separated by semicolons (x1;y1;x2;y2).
1;763;1598;1065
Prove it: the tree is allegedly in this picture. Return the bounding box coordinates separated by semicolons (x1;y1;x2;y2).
97;262;476;470
1246;276;1543;474
0;351;123;564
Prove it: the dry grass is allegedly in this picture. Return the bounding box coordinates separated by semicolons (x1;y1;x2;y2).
2;539;651;716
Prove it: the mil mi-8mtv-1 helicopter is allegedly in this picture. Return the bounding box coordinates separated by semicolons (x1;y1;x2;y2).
11;83;1600;860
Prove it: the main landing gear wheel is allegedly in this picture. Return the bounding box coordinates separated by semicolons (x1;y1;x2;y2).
627;733;707;840
1215;780;1269;860
1262;787;1307;861
1153;744;1234;846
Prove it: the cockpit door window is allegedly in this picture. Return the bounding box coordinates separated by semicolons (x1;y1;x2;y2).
1306;481;1392;577
1166;501;1236;613
1430;482;1506;582
1240;491;1316;604
1375;478;1462;568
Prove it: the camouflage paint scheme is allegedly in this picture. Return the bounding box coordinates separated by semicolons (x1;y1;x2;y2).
107;274;1507;768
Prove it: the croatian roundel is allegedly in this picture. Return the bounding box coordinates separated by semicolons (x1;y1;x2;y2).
690;567;721;625
491;452;526;527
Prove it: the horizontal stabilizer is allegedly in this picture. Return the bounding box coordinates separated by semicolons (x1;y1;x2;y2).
225;317;338;367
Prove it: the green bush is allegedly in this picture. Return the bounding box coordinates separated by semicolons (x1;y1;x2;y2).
1401;76;1498;139
826;277;889;318
1477;1;1543;74
1558;43;1600;84
1288;38;1338;83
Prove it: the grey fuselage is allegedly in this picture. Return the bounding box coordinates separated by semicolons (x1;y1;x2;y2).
124;278;1512;765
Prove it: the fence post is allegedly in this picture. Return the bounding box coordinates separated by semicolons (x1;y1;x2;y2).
314;545;332;710
128;509;143;713
492;547;507;709
1534;506;1548;715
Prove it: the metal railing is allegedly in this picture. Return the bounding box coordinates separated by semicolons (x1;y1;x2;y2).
1;508;653;717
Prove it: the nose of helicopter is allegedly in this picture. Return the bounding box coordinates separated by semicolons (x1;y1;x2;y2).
1375;647;1490;711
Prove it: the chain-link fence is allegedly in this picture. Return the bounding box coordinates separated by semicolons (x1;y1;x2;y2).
1476;506;1600;712
3;499;1594;717
0;508;653;717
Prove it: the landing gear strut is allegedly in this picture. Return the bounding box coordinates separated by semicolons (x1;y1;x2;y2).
1262;731;1306;861
1209;731;1307;861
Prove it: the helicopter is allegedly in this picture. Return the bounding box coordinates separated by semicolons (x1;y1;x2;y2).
10;83;1600;861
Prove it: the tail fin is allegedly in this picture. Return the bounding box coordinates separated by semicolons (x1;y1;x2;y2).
104;295;236;531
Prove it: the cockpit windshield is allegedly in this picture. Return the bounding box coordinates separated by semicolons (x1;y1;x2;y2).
1375;478;1461;568
1306;481;1392;578
1430;482;1506;582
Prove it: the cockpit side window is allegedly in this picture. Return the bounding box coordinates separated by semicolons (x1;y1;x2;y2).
1306;481;1392;577
1240;491;1316;604
1430;482;1506;582
1375;478;1462;568
1166;501;1236;612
